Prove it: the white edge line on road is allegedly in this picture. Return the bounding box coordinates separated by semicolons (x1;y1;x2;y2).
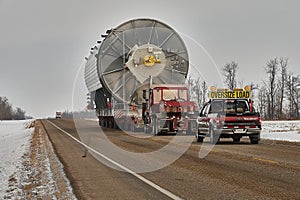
46;120;183;200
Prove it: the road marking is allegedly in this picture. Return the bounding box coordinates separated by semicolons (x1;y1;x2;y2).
46;120;183;200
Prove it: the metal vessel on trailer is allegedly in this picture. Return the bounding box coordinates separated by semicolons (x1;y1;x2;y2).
84;18;197;134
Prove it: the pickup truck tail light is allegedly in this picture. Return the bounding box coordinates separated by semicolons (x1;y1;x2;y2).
258;117;262;125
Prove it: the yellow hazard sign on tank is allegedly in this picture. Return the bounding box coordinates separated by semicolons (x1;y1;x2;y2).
209;86;252;99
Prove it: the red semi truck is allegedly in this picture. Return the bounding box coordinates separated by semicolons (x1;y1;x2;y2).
118;83;197;135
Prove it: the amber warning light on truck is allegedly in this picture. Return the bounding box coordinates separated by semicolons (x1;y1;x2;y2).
209;86;252;99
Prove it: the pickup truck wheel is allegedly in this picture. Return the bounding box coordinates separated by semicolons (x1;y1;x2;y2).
250;136;259;144
209;127;219;144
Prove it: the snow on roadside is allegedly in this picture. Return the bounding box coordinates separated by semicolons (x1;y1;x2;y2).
0;120;34;198
261;120;300;142
0;120;77;199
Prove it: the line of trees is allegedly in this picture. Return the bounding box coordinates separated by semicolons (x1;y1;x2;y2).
188;57;300;120
0;96;27;120
258;58;300;120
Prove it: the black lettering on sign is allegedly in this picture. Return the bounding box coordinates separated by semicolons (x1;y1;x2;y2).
209;91;251;99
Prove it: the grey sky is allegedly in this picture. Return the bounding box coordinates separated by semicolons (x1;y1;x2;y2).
0;0;299;118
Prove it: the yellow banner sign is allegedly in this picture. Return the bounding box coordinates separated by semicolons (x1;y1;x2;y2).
209;91;251;99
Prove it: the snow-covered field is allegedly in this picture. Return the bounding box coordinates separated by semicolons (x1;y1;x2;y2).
0;120;76;199
261;120;300;142
0;120;33;198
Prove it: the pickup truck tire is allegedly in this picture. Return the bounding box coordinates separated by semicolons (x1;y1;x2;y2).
250;135;259;144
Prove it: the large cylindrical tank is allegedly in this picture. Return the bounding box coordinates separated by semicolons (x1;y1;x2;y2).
84;18;189;102
84;46;101;93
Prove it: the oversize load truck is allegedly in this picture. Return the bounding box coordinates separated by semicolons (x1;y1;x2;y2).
196;86;262;144
84;18;197;135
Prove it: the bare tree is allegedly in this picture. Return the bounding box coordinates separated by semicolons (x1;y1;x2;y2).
223;61;238;90
187;76;194;100
278;58;288;119
187;77;208;108
286;74;300;119
247;82;259;99
265;58;278;120
193;77;203;107
257;86;268;119
201;81;208;107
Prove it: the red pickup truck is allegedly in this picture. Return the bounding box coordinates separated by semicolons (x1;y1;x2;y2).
196;87;262;144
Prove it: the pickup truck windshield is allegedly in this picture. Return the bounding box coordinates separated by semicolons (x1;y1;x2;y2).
210;99;249;114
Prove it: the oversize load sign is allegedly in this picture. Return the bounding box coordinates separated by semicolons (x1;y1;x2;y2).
209;91;251;99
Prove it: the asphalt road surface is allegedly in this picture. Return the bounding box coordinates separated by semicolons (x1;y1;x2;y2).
40;119;300;199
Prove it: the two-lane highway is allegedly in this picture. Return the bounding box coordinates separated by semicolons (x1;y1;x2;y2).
41;119;300;199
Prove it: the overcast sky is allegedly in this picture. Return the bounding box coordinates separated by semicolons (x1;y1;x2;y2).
0;0;299;118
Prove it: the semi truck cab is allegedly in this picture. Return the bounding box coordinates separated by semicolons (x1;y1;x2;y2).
130;84;197;135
